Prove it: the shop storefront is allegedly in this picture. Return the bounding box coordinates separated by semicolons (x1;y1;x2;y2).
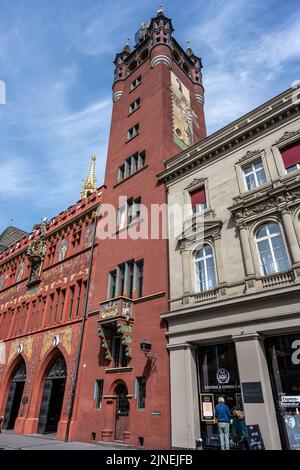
197;342;242;449
265;333;300;450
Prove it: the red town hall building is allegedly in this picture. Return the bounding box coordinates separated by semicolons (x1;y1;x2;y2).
0;9;206;449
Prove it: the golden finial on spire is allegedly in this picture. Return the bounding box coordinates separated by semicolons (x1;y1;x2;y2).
80;154;97;199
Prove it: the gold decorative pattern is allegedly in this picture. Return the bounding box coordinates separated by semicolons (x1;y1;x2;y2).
40;327;73;359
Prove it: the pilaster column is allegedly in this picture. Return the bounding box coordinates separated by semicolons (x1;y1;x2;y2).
280;207;300;265
237;222;255;277
213;234;225;285
168;343;200;449
233;333;281;450
181;249;192;294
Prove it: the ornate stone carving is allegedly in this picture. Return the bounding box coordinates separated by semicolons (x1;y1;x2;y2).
185;177;206;190
238;149;262;163
275;129;300;145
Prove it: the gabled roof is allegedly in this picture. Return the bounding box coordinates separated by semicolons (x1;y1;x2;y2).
0;226;28;253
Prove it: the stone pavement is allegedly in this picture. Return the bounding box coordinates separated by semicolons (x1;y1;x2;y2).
0;432;134;450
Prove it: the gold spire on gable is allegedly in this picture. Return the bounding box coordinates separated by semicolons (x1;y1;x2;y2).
80;154;97;199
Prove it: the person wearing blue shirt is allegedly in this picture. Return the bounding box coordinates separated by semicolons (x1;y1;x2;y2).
214;397;232;450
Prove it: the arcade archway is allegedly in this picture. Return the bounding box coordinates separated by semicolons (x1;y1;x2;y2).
37;353;67;435
3;358;26;430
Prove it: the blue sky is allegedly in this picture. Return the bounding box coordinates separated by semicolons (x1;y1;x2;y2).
0;0;300;234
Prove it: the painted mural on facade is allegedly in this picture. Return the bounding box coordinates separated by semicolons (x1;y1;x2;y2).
171;71;196;150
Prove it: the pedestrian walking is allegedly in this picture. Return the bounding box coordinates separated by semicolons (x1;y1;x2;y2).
214;397;232;450
232;408;249;450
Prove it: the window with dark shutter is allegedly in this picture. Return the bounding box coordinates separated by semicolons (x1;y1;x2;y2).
281;141;300;173
190;187;207;214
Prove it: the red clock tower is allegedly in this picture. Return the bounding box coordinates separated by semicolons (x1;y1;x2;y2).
71;8;206;449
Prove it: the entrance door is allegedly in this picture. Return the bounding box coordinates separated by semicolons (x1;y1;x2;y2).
197;343;242;449
3;360;26;430
115;384;129;441
38;354;67;435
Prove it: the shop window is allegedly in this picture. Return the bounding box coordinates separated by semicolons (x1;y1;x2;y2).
265;334;300;450
194;245;217;292
190;187;207;214
136;377;146;410
243;159;267;190
280;140;300;173
255;223;290;276
95;380;104;409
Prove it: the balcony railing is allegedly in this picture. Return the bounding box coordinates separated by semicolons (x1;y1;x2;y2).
99;297;133;322
261;270;295;289
193;288;220;303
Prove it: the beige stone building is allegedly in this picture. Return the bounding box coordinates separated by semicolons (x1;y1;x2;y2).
158;87;300;450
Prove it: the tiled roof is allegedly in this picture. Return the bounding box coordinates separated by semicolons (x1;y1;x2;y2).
0;226;28;252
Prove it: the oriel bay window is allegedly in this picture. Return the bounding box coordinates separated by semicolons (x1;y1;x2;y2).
98;321;133;367
281;140;300;173
107;259;144;299
112;328;128;368
256;223;290;276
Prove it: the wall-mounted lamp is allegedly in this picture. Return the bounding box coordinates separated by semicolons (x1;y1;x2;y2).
140;339;157;372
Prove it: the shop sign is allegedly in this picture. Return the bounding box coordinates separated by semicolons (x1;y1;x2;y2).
247;424;265;450
200;394;215;422
242;382;264;404
216;368;230;384
280;395;300;407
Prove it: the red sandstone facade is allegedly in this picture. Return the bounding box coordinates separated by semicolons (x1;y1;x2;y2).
70;11;206;449
0;190;103;440
0;10;206;449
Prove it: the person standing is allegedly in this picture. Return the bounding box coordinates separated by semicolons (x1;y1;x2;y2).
214;397;232;450
232;408;249;450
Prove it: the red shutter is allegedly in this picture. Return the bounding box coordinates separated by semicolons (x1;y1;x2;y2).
281;141;300;169
190;187;206;208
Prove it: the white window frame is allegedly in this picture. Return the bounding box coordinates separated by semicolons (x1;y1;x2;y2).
243;159;267;191
194;244;217;292
255;223;290;276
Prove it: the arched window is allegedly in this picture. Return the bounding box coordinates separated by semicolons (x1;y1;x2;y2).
194;244;217;292
255;223;290;276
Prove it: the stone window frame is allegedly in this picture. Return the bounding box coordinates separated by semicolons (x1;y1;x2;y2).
271;129;300;179
235;149;271;195
183;177;211;221
249;216;292;277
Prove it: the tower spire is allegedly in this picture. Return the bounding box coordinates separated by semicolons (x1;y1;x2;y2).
80;155;97;199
